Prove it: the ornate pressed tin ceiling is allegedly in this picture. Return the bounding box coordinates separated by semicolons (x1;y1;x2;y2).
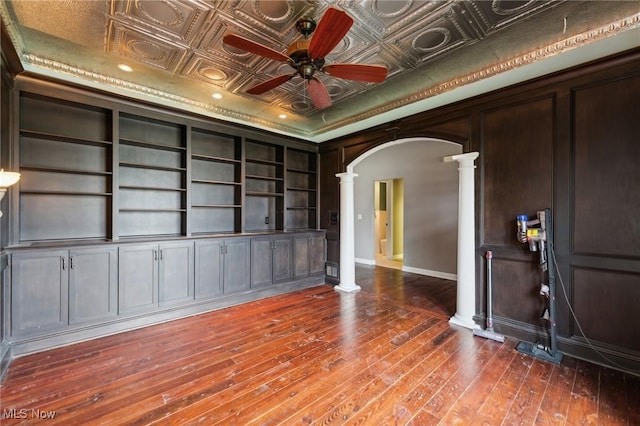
2;1;640;141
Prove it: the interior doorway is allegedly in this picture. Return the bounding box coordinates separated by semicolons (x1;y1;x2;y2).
374;179;403;270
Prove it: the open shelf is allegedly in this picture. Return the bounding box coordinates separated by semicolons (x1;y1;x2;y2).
192;153;241;164
285;148;318;230
246;175;284;182
191;179;240;186
15;87;320;243
20;129;112;147
119;162;186;172
190;128;242;234
118;113;187;237
18;91;114;242
20;165;112;176
20;190;112;196
119;137;186;152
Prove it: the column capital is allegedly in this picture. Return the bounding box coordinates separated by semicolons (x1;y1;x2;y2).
335;171;359;182
443;152;479;165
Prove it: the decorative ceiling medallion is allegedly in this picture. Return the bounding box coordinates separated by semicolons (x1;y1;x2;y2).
221;43;253;58
326;83;343;96
492;0;535;16
413;28;451;52
135;0;184;27
200;67;227;81
291;100;311;111
253;0;294;23
371;0;413;18
127;39;166;61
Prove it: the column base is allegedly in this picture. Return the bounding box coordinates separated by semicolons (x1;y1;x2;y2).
334;284;362;293
449;314;480;330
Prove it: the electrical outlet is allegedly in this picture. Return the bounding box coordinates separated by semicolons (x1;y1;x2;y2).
264;216;270;224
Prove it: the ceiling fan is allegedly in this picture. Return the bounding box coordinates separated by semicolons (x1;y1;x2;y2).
223;7;388;110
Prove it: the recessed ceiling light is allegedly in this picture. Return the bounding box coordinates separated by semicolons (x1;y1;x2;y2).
212;93;223;99
118;64;133;72
278;114;287;119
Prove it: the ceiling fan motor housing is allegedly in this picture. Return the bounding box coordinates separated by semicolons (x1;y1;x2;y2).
287;39;325;79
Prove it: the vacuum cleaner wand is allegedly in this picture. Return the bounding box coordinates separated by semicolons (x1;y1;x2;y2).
473;251;505;343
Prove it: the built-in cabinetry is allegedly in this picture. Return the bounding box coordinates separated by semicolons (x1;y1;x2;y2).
11;246;117;337
6;78;325;359
293;232;326;280
7;231;324;355
250;234;292;288
118;241;194;314
194;238;250;298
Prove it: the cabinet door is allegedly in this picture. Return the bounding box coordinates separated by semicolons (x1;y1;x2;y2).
118;244;158;314
293;234;310;280
272;236;292;284
309;234;326;276
159;242;194;306
250;237;273;288
195;240;224;299
11;250;69;337
224;238;250;294
69;247;118;324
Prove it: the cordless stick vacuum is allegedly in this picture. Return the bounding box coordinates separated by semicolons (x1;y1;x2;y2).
515;208;562;364
473;251;505;342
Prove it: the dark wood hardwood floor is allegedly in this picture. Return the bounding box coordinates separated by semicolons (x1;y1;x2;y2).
1;265;638;425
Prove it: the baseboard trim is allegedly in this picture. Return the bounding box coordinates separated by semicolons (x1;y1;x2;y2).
402;265;457;281
0;341;12;382
355;257;375;265
490;316;640;377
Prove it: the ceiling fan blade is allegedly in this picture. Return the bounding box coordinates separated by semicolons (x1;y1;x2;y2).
308;7;353;60
223;34;291;62
323;64;388;83
247;74;295;95
307;78;332;110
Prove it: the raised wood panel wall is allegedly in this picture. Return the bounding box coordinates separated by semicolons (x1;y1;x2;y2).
481;96;554;246
320;48;640;372
572;76;640;258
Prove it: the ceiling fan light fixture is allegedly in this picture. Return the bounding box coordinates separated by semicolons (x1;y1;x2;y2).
299;63;316;79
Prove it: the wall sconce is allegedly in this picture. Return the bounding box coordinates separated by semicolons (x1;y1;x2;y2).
0;169;21;217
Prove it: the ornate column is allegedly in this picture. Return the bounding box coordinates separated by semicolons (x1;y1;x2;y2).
444;152;480;329
334;171;361;293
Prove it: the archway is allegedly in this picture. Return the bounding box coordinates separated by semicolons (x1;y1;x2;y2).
334;137;480;330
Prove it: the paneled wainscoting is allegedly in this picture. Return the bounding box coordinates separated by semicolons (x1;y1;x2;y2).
1;266;638;425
